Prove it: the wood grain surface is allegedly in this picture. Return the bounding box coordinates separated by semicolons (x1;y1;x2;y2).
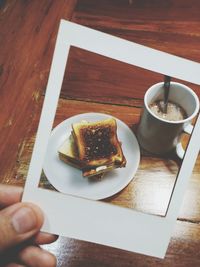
0;0;77;182
0;0;200;266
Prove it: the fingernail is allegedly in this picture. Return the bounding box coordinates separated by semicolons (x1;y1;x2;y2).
11;207;38;234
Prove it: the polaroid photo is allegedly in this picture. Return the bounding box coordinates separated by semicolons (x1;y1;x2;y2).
22;20;200;258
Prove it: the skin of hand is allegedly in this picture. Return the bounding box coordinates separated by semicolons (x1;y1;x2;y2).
0;184;58;267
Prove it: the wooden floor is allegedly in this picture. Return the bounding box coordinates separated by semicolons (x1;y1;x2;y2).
1;0;200;266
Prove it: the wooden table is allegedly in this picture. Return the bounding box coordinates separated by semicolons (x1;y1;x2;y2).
1;0;200;266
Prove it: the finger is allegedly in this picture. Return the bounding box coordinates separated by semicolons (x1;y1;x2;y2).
19;246;57;267
0;202;43;252
33;232;58;245
0;243;25;267
0;184;23;208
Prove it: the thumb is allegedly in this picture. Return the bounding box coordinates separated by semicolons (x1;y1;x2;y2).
0;202;44;252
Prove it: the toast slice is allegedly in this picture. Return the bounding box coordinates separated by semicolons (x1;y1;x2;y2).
82;164;118;177
58;135;105;178
58;134;87;169
72;118;126;167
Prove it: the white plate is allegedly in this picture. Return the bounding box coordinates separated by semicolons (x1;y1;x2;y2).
43;113;140;200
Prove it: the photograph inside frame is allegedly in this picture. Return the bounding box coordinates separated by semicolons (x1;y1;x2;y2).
28;45;199;217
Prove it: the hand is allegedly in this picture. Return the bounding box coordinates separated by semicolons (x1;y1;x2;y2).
0;184;57;267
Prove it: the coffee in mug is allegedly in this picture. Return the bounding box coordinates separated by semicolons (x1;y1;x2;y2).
137;82;199;157
149;100;187;122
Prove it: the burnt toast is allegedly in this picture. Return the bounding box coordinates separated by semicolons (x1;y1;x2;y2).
72;118;126;167
58;117;126;178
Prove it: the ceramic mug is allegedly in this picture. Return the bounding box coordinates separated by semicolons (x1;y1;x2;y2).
137;82;199;158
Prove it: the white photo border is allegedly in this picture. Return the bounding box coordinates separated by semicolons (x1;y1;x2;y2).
22;20;200;258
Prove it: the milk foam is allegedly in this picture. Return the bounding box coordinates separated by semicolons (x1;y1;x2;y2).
149;100;187;121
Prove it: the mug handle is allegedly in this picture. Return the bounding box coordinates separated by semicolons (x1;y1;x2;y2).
176;124;193;159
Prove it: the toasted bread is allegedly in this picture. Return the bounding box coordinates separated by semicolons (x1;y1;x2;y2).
58;117;126;178
58;135;105;178
58;134;86;169
82;164;117;177
72;118;126;167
